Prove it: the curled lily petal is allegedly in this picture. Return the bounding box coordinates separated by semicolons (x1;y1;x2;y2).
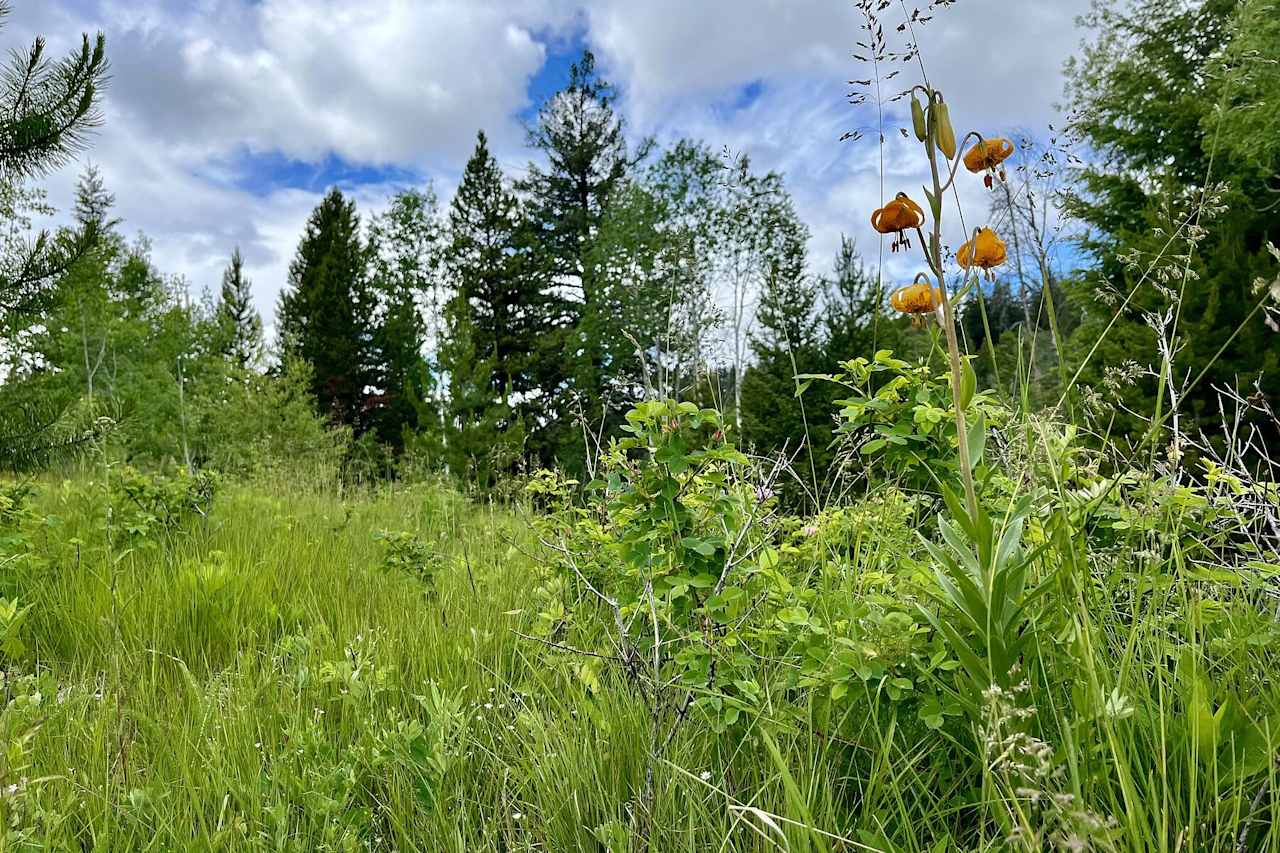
963;138;1014;173
890;282;943;322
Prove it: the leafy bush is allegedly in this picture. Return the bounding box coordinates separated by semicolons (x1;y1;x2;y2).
112;465;218;542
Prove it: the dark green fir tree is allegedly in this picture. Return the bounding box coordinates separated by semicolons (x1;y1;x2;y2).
276;188;375;431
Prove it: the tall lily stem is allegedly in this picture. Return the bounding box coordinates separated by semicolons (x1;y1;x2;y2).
918;87;979;520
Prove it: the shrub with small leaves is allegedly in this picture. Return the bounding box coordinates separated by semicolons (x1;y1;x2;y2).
112;466;218;542
374;529;441;588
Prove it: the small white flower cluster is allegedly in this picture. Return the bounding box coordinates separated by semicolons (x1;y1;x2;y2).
982;676;1118;851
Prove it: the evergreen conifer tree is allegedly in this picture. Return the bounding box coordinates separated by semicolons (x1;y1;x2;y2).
0;6;108;320
367;187;441;447
445;131;541;407
277;188;374;431
1062;0;1280;441
822;236;879;360
521;51;648;464
523;51;632;307
215;247;263;371
439;292;524;490
437;131;538;480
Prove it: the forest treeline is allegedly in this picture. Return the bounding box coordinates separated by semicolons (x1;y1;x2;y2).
1;0;1277;491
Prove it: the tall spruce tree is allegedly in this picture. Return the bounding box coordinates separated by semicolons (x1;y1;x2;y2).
215;247;263;371
438;131;538;480
822;236;879;361
523;50;631;307
445;131;540;407
72;164;118;234
277;188;374;431
439;293;524;490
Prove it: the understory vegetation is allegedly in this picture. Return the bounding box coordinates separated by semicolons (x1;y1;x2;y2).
1;390;1277;850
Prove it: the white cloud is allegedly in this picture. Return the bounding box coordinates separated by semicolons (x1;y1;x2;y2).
584;0;1088;128
89;0;577;166
6;0;1093;331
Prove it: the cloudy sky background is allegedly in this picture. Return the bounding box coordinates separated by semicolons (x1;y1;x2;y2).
9;0;1094;332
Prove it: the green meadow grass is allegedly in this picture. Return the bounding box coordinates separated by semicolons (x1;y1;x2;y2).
0;468;1277;851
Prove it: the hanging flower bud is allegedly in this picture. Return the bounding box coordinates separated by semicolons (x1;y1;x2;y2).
910;94;927;142
933;96;957;160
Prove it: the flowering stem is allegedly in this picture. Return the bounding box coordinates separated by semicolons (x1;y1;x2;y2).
921;101;979;519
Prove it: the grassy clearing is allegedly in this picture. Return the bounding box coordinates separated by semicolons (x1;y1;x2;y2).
1;438;1278;851
1;474;827;850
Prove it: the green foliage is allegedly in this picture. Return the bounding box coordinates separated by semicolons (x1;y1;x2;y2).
3;3;1280;849
277;188;377;433
438;301;525;491
814;349;1005;494
917;491;1046;704
373;529;441;588
519;50;652;469
436;131;535;485
532;400;781;733
1062;0;1280;444
520;383;1280;849
366;186;443;448
0;596;30;661
0;417;1273;850
0;6;108;321
1215;0;1280;172
0;172;342;475
214;247;263;372
185;356;349;479
111;465;217;541
738;185;821;483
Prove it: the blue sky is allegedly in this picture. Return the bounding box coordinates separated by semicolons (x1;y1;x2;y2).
9;0;1094;332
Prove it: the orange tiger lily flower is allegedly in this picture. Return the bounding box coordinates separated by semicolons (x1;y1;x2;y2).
871;192;925;252
890;282;942;326
957;227;1007;280
963;137;1014;188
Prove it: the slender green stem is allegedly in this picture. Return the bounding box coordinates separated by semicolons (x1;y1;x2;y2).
919;89;979;519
